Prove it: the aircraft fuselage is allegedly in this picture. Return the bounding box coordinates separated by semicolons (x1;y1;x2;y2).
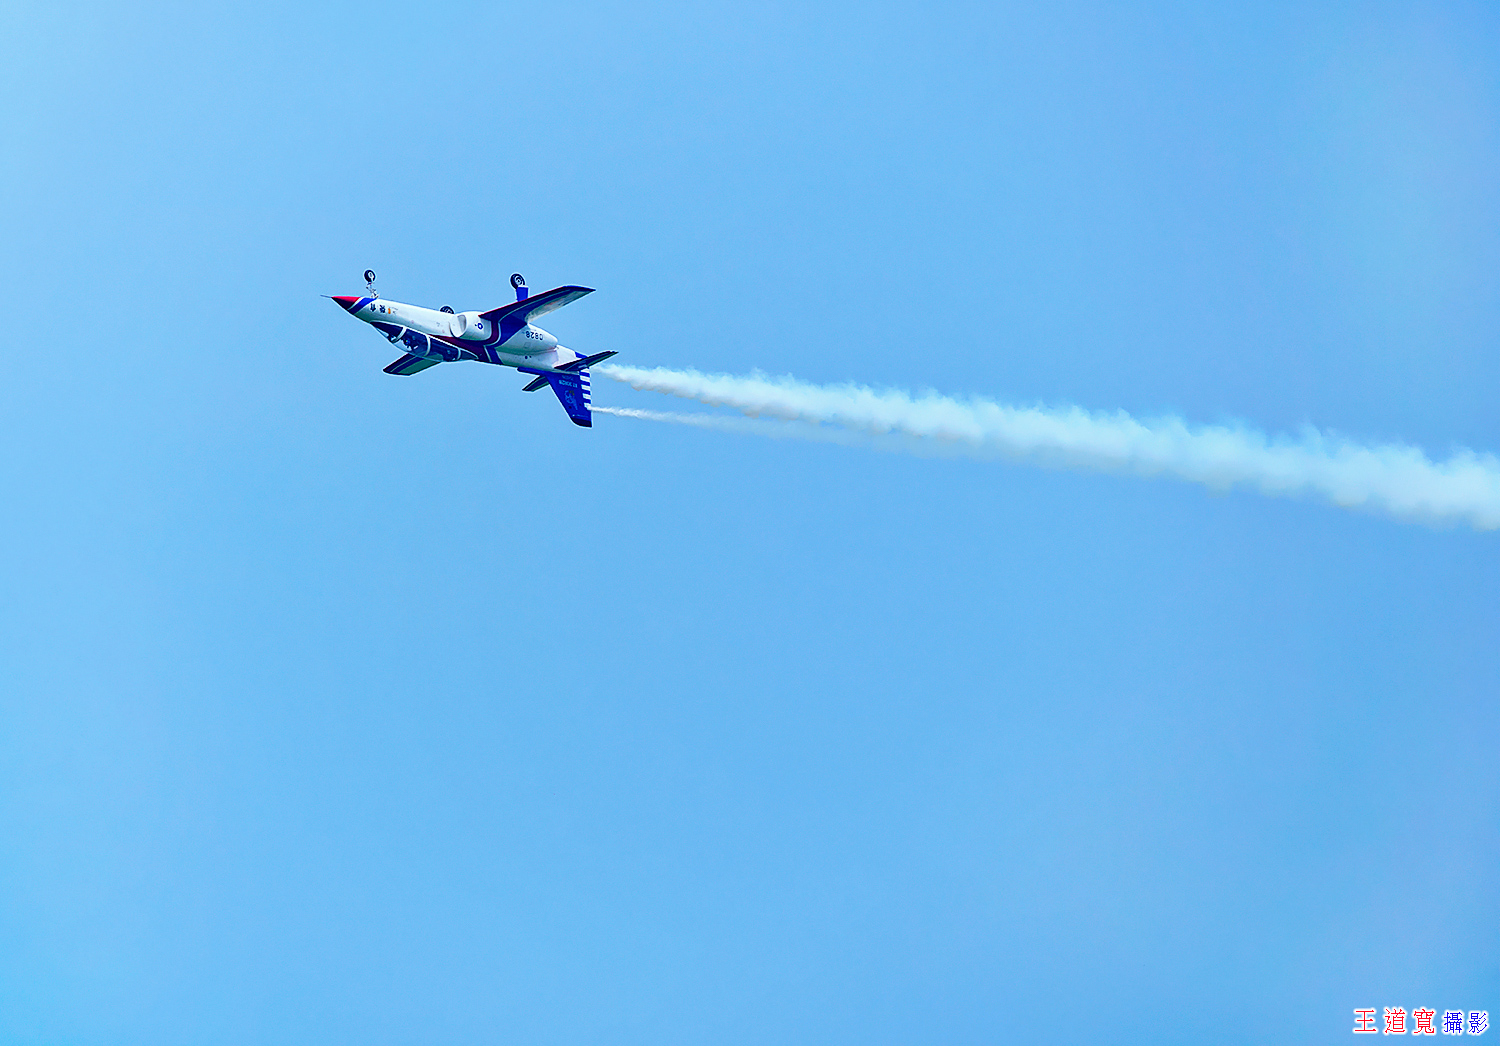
330;294;584;370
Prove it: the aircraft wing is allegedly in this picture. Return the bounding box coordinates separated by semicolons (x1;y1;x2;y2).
383;353;441;375
480;285;594;327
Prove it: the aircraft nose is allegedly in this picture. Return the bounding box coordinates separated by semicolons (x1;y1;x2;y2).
331;295;361;311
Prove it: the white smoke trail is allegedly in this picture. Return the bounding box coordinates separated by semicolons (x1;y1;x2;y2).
597;365;1500;530
595;406;826;440
593;406;923;451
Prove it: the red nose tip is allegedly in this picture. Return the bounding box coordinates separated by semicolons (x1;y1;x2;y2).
331;295;361;311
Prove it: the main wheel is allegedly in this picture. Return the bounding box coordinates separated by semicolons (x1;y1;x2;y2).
510;273;526;289
364;269;377;284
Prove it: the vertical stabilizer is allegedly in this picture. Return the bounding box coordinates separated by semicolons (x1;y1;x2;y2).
544;370;592;427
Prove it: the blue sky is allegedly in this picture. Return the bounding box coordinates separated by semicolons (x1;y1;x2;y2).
1;1;1497;1043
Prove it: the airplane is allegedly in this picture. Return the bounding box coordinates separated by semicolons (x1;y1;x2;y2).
329;271;615;427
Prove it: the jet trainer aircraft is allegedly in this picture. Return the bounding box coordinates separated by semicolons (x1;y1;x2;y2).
329;271;615;427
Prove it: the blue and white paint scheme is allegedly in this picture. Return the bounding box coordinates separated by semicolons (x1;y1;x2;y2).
329;272;614;427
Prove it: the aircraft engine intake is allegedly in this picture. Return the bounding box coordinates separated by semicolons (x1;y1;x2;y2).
453;312;490;340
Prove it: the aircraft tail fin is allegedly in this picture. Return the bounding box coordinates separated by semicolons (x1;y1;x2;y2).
544;369;592;427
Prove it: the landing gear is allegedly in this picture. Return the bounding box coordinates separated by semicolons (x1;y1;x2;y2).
440;305;455;314
364;269;377;294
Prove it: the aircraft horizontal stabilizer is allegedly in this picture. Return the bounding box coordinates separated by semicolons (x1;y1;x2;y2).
555;350;618;373
384;353;441;376
518;351;617;390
